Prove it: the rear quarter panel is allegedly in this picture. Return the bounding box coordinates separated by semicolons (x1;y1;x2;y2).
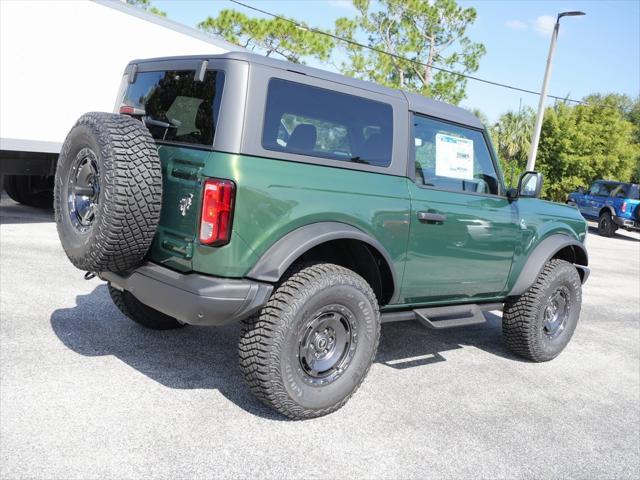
194;152;411;280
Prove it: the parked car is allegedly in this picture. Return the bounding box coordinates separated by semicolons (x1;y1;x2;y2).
53;52;589;419
567;180;640;236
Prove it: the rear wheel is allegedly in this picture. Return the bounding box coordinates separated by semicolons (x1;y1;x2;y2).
503;259;582;362
597;211;617;237
239;263;380;419
3;175;53;209
108;286;185;330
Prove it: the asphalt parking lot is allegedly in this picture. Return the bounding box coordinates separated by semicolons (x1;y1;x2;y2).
1;195;639;479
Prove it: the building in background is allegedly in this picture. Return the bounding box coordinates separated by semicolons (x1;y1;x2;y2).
0;0;238;206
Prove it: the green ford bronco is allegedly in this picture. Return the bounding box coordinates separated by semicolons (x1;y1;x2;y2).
54;52;589;419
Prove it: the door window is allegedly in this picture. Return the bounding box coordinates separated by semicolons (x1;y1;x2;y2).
590;182;616;196
412;114;501;195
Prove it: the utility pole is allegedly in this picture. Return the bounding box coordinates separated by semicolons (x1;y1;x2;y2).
526;11;585;171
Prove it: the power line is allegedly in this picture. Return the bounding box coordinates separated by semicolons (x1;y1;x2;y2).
229;0;586;105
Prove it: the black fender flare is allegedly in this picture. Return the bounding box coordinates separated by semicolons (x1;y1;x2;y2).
598;205;616;218
508;234;589;297
246;222;398;300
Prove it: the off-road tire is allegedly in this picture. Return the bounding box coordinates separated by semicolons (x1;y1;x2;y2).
108;286;185;330
4;175;29;205
54;112;162;273
4;175;53;209
503;259;582;362
597;211;617;237
239;263;380;419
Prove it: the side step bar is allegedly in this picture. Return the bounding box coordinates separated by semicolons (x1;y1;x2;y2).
381;303;503;329
414;304;486;329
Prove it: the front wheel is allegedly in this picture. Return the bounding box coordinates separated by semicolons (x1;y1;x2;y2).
502;259;582;362
239;263;380;419
597;211;617;237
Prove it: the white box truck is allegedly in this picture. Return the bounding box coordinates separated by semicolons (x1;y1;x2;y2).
0;0;238;207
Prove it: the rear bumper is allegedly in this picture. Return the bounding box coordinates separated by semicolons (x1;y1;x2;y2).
100;263;273;326
613;216;640;231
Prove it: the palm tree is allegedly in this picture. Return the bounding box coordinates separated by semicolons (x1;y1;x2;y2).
491;107;535;185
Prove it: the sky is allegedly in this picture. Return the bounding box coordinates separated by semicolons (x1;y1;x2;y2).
155;0;640;122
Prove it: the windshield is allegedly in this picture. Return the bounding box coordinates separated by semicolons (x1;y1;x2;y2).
122;69;225;146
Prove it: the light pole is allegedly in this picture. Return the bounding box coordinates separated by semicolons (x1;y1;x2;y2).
526;11;585;171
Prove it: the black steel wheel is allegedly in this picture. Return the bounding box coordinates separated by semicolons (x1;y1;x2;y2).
239;263;380;419
597;211;617;237
297;305;357;386
542;286;570;340
503;259;582;362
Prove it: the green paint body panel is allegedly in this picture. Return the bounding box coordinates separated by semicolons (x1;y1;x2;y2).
402;184;520;303
147;146;588;308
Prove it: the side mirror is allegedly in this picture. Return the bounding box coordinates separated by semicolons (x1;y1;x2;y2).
577;186;585;194
516;171;544;199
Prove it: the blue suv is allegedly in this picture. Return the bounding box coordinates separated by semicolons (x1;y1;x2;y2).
568;180;640;237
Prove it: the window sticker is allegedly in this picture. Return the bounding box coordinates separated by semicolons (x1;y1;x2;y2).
435;133;474;180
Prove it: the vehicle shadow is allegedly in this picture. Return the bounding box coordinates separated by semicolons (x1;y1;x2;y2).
587;224;639;242
0;194;54;224
50;285;518;420
378;311;520;369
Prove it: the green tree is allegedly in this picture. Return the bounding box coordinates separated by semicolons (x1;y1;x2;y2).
197;0;484;103
335;0;485;104
536;95;639;202
126;0;166;17
467;108;488;127
198;10;334;63
490;107;534;186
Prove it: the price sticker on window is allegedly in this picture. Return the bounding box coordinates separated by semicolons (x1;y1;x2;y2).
435;133;474;180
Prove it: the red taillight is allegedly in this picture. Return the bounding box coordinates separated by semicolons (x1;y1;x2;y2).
621;201;627;213
119;105;146;116
199;179;235;246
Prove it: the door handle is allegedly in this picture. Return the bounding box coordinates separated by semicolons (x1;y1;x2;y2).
417;211;447;223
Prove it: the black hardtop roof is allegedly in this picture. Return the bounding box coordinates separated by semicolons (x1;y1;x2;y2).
128;51;484;129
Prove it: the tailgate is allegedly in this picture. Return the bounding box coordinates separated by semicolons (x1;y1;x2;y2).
147;145;206;272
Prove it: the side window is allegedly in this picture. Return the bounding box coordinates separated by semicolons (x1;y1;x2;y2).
589;183;602;195
595;182;614;196
412;114;501;195
262;78;394;167
610;184;628;198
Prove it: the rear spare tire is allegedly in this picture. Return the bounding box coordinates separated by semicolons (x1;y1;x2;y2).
54;112;162;273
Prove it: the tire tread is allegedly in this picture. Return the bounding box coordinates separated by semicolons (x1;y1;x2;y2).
238;263;380;419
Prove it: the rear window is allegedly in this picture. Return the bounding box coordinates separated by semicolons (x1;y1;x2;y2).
122;70;224;146
262;78;393;167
